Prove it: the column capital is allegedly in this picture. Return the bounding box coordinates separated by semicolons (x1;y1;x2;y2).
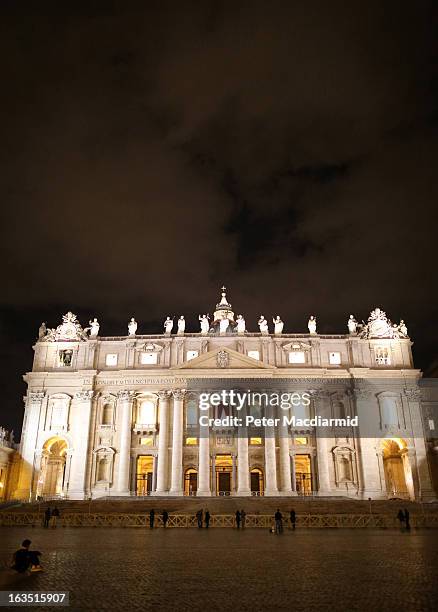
157;390;172;400
404;388;421;401
74;390;95;401
29;391;45;403
172;389;187;401
117;390;135;402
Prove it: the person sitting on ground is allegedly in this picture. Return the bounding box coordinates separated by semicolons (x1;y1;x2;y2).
11;539;43;573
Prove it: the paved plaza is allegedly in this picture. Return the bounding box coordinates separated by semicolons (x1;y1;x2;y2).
1;527;437;611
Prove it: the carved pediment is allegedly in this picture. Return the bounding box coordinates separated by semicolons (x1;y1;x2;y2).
174;347;271;370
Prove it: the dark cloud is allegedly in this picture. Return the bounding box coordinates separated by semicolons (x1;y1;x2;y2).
0;1;437;430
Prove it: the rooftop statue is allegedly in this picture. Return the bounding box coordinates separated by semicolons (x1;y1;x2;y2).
219;318;230;334
38;322;47;339
398;319;408;337
128;318;138;336
164;316;174;334
199;314;210;335
236;314;246;334
88;318;100;337
177;316;186;334
258;316;269;334
308;316;317;334
273;315;284;335
347;315;357;335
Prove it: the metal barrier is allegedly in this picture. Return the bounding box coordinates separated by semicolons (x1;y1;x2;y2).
0;512;437;528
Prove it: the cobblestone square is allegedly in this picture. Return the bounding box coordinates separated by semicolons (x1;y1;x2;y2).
1;527;437;611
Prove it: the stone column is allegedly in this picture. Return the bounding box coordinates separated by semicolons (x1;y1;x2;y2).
279;417;292;494
17;391;46;501
197;408;211;496
68;391;94;499
404;388;434;500
237;427;251;495
116;390;134;494
354;388;384;498
291;454;296;491
170;389;185;495
264;404;278;495
313;392;332;495
155;391;171;494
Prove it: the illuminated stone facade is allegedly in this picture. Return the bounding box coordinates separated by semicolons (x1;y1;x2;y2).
11;291;436;501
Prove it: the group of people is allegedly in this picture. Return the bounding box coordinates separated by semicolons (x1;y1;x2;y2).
397;508;411;530
146;508;297;531
43;506;60;528
273;509;296;534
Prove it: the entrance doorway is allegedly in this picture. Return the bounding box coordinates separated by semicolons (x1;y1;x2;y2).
38;437;68;498
184;469;198;495
295;454;313;495
382;438;410;498
136;456;154;496
250;468;264;495
215;454;232;495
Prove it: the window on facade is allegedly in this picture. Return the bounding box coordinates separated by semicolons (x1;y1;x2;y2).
186;401;198;427
140;352;158;365
375;346;391;365
248;350;260;360
380;396;398;427
294;437;308;445
185;437;198;445
140;437;153;446
339;456;352;481
51;400;66;427
186;350;199;361
97;457;109;481
294;401;310;420
105;353;118;366
334;401;346;419
58;350;73;367
329;352;341;365
250;437;262;445
289;351;305;364
138;400;156;425
102;403;113;426
429;419;435;431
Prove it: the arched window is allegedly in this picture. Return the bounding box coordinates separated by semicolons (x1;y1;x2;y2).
333;401;346;420
97;457;108;481
102;403;113;426
138;400;156;425
339;457;352;481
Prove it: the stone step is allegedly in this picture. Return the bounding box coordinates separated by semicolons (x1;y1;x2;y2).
5;497;437;516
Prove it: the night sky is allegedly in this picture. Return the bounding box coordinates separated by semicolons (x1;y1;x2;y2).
1;2;437;433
